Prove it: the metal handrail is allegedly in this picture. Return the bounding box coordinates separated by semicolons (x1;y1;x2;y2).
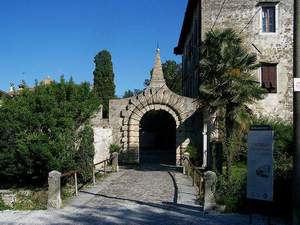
181;155;205;199
61;156;113;196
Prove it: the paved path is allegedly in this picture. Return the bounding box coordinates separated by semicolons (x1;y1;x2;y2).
0;166;287;225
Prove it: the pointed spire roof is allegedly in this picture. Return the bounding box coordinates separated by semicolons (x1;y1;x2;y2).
149;48;165;88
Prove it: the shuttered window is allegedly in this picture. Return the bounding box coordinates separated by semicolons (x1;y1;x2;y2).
261;64;277;93
262;6;276;33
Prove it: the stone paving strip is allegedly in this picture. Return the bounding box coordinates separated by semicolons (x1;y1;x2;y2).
0;167;288;225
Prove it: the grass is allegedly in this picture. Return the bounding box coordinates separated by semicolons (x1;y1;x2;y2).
12;189;48;210
61;171;108;204
0;196;10;210
216;163;247;212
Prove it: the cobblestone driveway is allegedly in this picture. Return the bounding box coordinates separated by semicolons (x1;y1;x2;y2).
0;167;287;225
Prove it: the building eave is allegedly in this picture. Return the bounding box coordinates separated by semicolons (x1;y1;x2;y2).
174;0;199;55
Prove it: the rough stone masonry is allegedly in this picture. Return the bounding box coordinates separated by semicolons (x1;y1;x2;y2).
92;49;206;166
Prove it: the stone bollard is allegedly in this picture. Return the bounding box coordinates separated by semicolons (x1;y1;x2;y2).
203;171;217;212
47;170;62;209
112;152;119;172
183;152;190;175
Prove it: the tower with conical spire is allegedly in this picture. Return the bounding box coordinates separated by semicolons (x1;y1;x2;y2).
149;48;166;88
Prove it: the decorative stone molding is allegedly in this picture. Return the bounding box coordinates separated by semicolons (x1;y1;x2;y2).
108;49;201;165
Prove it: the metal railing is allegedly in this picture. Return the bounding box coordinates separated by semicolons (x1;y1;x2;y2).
182;155;205;199
61;157;113;196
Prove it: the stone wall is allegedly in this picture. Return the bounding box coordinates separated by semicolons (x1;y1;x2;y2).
201;0;293;121
93;127;112;165
93;49;207;166
109;98;130;146
90;106;113;165
108;85;201;165
181;0;293;121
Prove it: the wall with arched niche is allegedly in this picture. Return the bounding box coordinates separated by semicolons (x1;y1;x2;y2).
109;85;202;165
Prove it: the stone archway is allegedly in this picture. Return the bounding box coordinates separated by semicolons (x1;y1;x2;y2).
107;49;204;166
139;109;176;164
127;104;182;164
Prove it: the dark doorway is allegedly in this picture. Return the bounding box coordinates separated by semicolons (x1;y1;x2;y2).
139;110;176;165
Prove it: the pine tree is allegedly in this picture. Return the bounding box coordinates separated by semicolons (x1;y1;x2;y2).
93;50;116;117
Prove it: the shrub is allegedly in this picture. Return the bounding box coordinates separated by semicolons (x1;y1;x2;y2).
186;143;198;160
109;144;121;154
0;196;9;210
13;189;48;210
75;124;95;183
252;117;293;157
0;77;99;186
216;117;293;219
216;165;247;212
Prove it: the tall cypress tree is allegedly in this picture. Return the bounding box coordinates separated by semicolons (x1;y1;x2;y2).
93;50;116;117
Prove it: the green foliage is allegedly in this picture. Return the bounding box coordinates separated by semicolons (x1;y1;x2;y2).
146;60;182;95
75;124;95;183
109;144;121;154
123;89;143;98
252;117;293;157
217;118;293;217
186;143;198;160
162;60;182;95
0;77;99;186
252;117;293;218
13;190;48;210
0;196;10;210
199;28;266;179
93;50;116;117
216;165;247;212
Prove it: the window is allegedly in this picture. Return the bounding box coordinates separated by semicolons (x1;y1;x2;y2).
262;5;276;33
261;64;277;93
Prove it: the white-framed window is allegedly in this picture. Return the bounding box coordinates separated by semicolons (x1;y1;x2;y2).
260;3;279;34
259;63;278;93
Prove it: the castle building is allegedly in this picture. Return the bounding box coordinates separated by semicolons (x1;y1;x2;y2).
174;0;293;121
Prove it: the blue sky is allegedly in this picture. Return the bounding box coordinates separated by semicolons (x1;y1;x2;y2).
0;0;187;97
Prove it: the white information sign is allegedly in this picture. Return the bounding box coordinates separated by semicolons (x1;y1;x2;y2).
294;78;300;92
247;127;273;201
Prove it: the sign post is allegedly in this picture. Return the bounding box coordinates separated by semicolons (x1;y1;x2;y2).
247;126;274;224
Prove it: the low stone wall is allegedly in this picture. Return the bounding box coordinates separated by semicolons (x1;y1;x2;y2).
0;190;16;207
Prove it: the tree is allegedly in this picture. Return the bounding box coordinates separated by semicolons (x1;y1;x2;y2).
162;60;182;95
122;89;143;98
198;29;266;180
93;50;116;117
0;77;99;186
145;60;182;95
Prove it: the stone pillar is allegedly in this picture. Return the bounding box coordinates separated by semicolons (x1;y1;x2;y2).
203;171;217;212
112;152;119;172
47;170;62;209
183;152;190;175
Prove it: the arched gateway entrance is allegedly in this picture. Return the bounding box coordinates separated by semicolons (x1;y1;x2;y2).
106;48;205;166
139;110;176;164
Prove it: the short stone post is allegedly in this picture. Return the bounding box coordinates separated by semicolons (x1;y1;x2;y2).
203;171;217;212
112;152;119;172
47;170;62;209
183;152;190;175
